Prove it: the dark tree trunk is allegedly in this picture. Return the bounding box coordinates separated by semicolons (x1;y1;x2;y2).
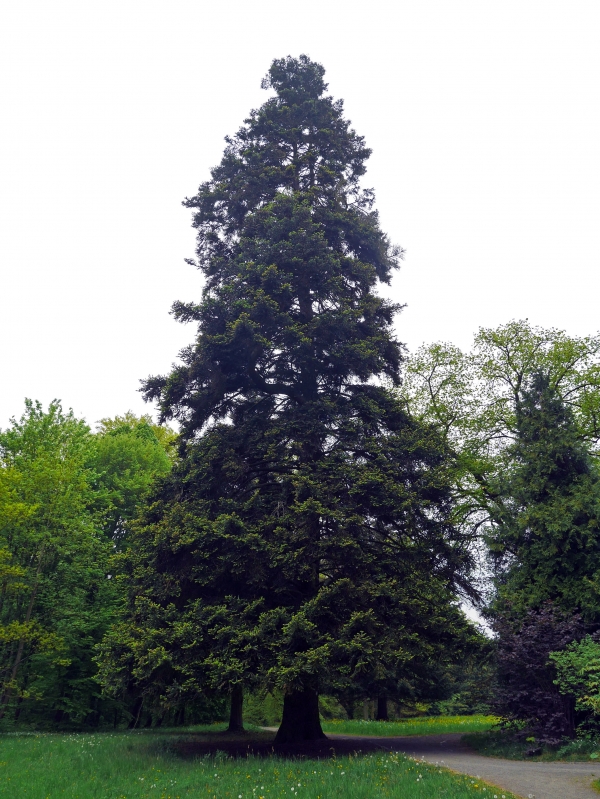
274;687;327;743
129;697;143;729
227;684;245;733
376;695;389;721
13;695;24;722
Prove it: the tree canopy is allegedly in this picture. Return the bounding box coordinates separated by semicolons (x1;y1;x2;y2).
402;321;600;739
0;402;175;727
100;55;479;742
401;320;600;607
489;371;600;618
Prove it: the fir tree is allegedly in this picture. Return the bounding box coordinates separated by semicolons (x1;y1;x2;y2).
489;371;600;618
104;56;477;742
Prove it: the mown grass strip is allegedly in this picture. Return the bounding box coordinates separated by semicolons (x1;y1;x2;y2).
322;714;498;737
0;729;518;799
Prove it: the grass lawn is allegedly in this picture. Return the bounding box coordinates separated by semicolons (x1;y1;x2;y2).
321;715;498;737
464;729;600;762
0;725;520;799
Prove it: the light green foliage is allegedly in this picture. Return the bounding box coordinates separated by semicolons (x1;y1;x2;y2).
243;691;284;726
404;321;600;449
0;402;176;727
551;636;600;715
0;400;113;723
92;412;176;543
402;320;600;507
0;729;520;798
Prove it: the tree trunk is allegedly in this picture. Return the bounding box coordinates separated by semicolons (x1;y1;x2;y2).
13;694;24;722
376;695;389;721
128;697;143;729
274;687;326;743
227;684;245;733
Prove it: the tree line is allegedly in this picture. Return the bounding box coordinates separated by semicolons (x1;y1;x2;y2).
2;55;600;742
402;320;600;742
0;404;175;727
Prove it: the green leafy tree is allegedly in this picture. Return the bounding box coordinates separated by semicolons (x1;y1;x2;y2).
551;635;600;723
401;321;600;597
403;321;600;452
91;413;176;545
0;400;113;724
0;403;176;728
99;55;478;742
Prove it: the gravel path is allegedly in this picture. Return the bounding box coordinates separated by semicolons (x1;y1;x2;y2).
328;732;600;799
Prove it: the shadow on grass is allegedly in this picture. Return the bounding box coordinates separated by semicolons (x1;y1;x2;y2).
152;728;409;761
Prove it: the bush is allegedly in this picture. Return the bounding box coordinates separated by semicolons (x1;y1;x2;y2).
551;636;600;733
491;603;585;744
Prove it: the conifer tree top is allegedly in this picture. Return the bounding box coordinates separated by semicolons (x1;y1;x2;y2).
261;54;327;100
144;56;403;434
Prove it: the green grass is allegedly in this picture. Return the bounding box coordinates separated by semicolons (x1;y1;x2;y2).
0;726;521;799
464;729;600;761
322;715;499;737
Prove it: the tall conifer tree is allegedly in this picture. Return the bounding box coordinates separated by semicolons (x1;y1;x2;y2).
489;371;600;618
108;56;476;742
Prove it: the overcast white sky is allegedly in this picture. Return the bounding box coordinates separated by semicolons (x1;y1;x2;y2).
1;1;599;429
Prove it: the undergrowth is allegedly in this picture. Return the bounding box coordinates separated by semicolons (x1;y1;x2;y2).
464;729;600;761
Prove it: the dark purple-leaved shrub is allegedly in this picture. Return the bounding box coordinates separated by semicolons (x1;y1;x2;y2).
492;603;585;744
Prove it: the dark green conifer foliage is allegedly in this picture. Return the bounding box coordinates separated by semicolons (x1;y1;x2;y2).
111;56;477;742
144;55;401;430
489;371;600;618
